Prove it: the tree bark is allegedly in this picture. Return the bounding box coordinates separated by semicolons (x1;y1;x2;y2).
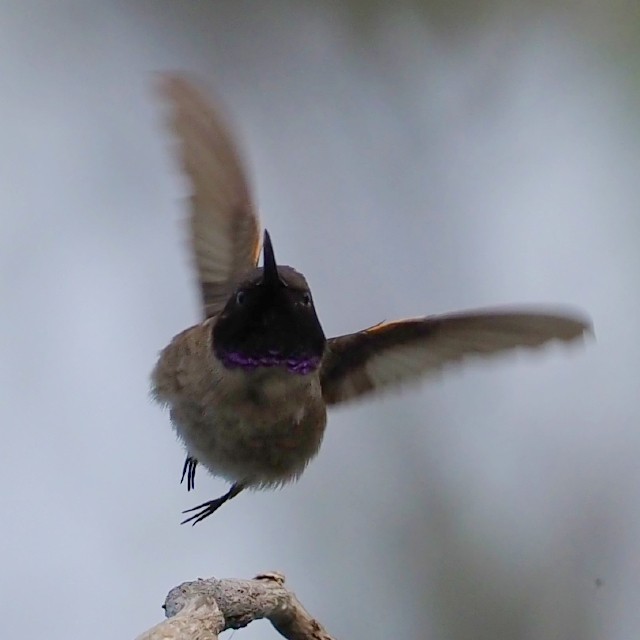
136;572;336;640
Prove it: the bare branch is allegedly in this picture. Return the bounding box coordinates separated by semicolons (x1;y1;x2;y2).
136;572;335;640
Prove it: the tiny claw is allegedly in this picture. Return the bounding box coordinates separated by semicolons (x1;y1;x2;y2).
180;501;218;526
180;456;198;491
180;483;244;526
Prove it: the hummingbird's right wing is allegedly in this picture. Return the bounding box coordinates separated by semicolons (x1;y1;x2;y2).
320;308;591;405
160;75;262;318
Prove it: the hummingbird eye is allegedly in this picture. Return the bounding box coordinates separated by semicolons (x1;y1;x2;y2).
301;292;312;306
235;291;246;305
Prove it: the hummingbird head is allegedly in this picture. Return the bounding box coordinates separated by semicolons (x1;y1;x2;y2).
213;230;326;374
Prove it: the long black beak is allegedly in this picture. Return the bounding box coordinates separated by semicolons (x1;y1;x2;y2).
262;229;281;287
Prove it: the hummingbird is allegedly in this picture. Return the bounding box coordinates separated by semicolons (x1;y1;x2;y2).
151;75;591;525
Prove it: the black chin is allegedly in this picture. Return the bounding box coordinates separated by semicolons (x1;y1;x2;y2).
213;315;325;374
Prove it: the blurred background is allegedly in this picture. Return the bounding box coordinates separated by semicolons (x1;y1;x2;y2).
1;1;639;638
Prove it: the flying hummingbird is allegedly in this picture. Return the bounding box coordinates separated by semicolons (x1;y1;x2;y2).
151;75;591;525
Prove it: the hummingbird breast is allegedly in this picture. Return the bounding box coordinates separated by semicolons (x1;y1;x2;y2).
151;320;327;487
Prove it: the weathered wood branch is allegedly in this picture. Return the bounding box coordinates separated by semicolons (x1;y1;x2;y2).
136;572;336;640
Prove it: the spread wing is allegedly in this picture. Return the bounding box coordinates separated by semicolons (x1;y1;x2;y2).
160;74;261;318
320;308;591;405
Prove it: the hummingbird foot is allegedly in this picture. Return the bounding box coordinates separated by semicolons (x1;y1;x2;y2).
180;456;198;491
180;483;245;525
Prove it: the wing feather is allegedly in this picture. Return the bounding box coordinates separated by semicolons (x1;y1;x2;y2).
321;308;591;405
159;75;261;318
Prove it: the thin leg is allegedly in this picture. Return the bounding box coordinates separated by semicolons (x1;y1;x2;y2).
180;456;198;492
181;483;245;526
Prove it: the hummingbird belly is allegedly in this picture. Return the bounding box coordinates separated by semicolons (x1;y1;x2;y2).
167;367;327;488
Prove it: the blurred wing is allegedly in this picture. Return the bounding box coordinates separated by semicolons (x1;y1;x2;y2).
160;74;261;318
321;308;591;405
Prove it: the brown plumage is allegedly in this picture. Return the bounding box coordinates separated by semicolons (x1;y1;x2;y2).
161;75;262;318
152;75;591;525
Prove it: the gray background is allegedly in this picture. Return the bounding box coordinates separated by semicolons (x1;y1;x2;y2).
1;1;639;638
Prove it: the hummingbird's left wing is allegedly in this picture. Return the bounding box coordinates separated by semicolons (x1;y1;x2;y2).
160;75;262;318
320;309;590;405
